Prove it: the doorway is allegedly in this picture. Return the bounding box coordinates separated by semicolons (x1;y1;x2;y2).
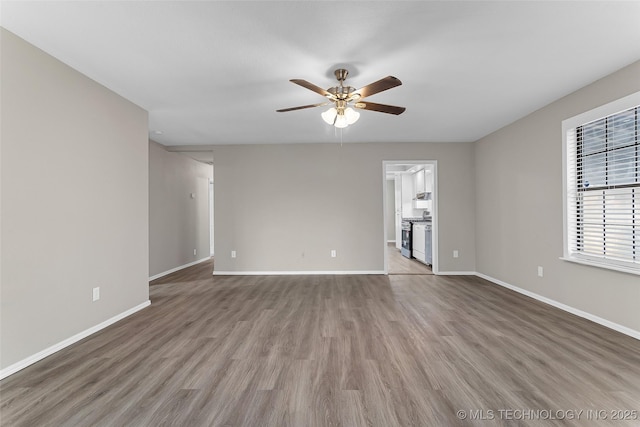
382;161;438;275
169;149;215;274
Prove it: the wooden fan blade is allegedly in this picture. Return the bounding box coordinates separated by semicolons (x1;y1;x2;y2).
276;102;330;112
354;101;406;115
290;79;335;99
353;76;402;99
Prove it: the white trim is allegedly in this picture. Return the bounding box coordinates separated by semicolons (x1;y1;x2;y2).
562;91;640;130
431;163;439;275
475;272;640;341
387;240;396;243
0;300;151;380
436;271;476;276
213;270;385;276
381;160;439;275
560;256;640;276
149;257;211;281
562;110;570;261
562;91;640;269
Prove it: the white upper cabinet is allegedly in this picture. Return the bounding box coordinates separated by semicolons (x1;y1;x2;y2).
401;173;415;217
413;169;429;209
414;169;425;194
424;169;432;193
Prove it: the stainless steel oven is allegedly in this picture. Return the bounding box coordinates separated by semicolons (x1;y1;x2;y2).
401;220;412;258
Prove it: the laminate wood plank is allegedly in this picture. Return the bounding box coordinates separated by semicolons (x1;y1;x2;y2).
338;390;368;427
387;243;433;275
149;257;214;285
105;356;187;426
2;268;640;426
145;388;201;426
361;359;402;426
282;358;313;427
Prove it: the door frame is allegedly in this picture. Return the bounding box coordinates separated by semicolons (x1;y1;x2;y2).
382;160;439;275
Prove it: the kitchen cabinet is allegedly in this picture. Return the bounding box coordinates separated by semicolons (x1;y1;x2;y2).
412;222;432;265
413;197;429;210
412;223;426;262
424;169;432;193
413;169;429;209
401;173;415;217
414;169;425;194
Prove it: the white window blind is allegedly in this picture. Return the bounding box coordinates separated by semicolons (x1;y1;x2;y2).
564;94;639;274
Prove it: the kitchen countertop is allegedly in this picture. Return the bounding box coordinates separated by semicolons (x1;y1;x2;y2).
403;217;432;222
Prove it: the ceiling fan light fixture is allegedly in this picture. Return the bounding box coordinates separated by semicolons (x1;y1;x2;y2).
321;107;337;125
344;107;360;125
321;106;359;128
334;113;349;129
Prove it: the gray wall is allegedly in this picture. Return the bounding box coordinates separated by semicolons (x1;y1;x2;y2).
0;29;149;370
149;141;212;277
213;142;475;273
475;60;640;333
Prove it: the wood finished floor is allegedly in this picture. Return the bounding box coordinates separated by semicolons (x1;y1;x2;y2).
2;267;639;426
150;257;216;286
386;243;433;275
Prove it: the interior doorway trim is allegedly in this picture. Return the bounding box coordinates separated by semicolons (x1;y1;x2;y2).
382;160;439;275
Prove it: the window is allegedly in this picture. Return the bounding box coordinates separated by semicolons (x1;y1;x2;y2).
563;91;640;275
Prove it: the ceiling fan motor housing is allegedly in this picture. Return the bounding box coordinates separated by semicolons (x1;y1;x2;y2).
328;85;357;99
334;68;349;82
327;69;355;100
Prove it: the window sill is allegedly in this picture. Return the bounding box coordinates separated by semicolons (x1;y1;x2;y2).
560;256;640;276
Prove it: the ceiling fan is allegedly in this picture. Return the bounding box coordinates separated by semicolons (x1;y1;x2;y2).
277;68;406;128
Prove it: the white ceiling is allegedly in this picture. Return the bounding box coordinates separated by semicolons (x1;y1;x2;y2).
2;1;640;146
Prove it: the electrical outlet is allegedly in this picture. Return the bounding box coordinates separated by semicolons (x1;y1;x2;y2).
231;250;236;258
453;250;459;258
537;266;544;277
92;287;100;302
193;249;197;256
331;250;337;258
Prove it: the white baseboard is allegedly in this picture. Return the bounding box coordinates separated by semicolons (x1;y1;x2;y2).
213;270;386;276
436;271;476;275
0;300;151;380
149;257;211;281
475;272;640;341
